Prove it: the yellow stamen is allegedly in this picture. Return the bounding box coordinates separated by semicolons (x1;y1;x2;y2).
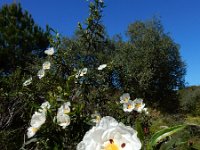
125;97;129;102
127;104;133;109
135;103;142;109
31;127;38;133
103;141;119;150
96;116;101;122
64;109;70;114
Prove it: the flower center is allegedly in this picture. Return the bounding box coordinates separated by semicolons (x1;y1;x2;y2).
127;104;133;109
135;103;142;109
103;141;119;150
102;139;126;150
96;115;101;121
31;127;38;133
125;98;129;102
64;109;70;114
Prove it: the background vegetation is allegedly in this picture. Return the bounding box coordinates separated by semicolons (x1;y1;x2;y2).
0;1;199;149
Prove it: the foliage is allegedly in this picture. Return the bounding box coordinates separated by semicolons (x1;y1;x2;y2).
0;3;49;73
113;18;186;112
0;3;49;149
148;124;186;149
0;0;199;150
178;86;200;115
0;69;33;149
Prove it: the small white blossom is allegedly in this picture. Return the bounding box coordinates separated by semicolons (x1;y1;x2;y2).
123;100;135;112
56;102;71;129
44;47;54;55
76;68;88;78
23;77;32;86
56;113;70;129
42;61;51;70
77;116;141;150
120;93;130;103
27;111;46;138
57;102;71;115
80;68;87;77
143;108;149;115
133;98;145;113
37;69;45;79
91;111;101;124
75;70;81;78
97;64;107;70
39;101;51;113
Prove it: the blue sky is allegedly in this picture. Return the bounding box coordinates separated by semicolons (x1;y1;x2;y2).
1;0;200;86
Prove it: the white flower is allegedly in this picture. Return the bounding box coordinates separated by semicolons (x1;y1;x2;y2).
56;113;70;129
133;98;145;113
75;70;81;78
30;111;46;128
57;102;71;115
27;111;46;138
39;101;51;113
97;64;107;70
91;111;101;124
37;69;45;79
80;68;88;76
120;93;130;104
123;100;135;112
42;61;51;70
44;47;54;55
143;108;149;115
27;126;39;138
76;68;88;78
56;102;71;129
77;116;141;150
23;77;32;86
99;0;103;3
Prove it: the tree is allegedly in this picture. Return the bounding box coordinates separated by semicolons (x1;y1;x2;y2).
0;3;50;149
0;3;49;73
114;18;186;111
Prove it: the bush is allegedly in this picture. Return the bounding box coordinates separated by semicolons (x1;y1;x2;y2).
178;86;200;115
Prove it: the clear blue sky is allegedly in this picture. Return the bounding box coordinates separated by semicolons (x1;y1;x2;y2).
1;0;200;86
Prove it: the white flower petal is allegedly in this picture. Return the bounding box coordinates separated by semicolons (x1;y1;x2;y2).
97;64;107;70
42;61;51;70
57;102;71;115
133;98;146;113
23;77;32;86
30;111;46;128
39;101;51;113
77;116;141;150
75;68;87;78
27;127;38;138
75;70;81;78
57;114;70;129
37;69;45;79
80;68;87;77
120;93;130;103
44;47;54;55
143;108;149;115
123;100;135;112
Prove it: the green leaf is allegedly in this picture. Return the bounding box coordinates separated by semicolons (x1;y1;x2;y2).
148;125;187;148
135;119;144;142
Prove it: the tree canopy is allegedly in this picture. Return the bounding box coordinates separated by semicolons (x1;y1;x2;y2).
113;18;186;111
0;3;49;73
